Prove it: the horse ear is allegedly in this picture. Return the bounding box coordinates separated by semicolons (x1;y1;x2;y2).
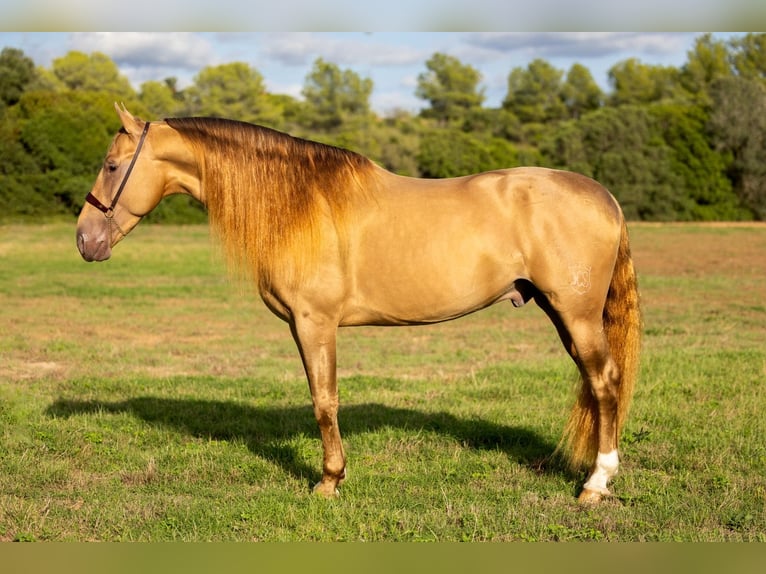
114;102;145;135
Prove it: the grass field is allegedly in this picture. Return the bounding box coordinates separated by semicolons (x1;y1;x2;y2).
1;221;764;541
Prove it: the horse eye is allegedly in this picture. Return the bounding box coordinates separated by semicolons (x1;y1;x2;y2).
106;162;118;173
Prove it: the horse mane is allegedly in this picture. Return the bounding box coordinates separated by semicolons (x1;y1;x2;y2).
165;117;377;287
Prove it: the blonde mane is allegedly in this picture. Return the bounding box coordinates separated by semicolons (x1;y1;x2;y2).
166;117;376;286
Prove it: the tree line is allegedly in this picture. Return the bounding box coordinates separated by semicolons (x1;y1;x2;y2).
1;33;765;223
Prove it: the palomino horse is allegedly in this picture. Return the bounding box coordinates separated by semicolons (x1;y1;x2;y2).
77;104;641;503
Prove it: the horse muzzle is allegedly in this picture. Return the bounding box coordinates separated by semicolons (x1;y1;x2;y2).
76;229;112;262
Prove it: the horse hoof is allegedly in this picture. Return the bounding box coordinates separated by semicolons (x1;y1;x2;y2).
312;481;340;498
577;488;605;504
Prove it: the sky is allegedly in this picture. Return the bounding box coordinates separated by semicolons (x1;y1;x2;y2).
0;31;748;115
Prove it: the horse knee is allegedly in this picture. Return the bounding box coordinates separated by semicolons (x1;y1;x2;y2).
313;404;338;427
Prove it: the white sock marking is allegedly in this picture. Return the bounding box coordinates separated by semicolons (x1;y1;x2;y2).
583;450;619;495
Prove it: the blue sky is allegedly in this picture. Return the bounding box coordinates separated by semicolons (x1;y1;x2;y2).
0;32;747;114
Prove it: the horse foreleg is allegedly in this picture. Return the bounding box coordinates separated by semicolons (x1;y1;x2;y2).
290;315;346;497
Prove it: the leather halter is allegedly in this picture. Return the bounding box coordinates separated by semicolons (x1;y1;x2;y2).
85;121;151;219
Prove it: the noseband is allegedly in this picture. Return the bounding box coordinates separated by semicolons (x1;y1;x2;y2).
84;121;151;235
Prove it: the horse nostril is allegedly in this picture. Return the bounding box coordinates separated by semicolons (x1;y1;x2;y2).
77;232;99;260
77;232;87;255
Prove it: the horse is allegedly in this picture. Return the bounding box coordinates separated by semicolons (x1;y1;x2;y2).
76;104;641;503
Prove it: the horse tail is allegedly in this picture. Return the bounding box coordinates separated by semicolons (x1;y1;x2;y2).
561;218;642;470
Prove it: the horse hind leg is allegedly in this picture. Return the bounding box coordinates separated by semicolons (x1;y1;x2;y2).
565;317;622;503
534;288;622;502
530;220;639;503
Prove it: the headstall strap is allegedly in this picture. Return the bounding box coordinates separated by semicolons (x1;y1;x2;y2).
85;121;151;219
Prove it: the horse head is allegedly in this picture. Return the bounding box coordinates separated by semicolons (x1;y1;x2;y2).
76;104;166;262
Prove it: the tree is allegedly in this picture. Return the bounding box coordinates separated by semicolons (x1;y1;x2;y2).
503;59;567;124
186;62;280;125
301;58;373;131
729;32;766;82
51;51;134;96
651;102;744;220
608;58;681;106
2;90;127;216
539;118;593;178
372;112;422;176
0;47;36;109
266;93;304;130
462;107;522;140
417;128;517;178
416;53;484;125
561;63;603;119
25;66;66;93
709;77;766;219
680;33;732;101
541;106;690;220
139;79;183;119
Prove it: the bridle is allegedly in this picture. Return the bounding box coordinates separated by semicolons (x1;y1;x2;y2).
84;121;151;237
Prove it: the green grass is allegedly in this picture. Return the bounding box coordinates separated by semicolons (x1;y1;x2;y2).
1;222;765;541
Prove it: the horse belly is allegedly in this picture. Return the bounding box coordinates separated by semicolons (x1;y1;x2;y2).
343;213;524;326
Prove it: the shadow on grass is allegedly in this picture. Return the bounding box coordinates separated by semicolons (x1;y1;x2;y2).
45;395;565;488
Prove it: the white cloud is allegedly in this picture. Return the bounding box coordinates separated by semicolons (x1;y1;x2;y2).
261;33;426;68
68;32;218;70
462;32;694;61
65;32;221;88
